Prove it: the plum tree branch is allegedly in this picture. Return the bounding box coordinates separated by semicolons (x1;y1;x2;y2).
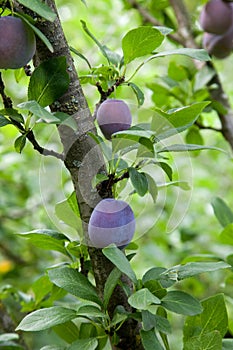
127;0;233;151
0;72;64;159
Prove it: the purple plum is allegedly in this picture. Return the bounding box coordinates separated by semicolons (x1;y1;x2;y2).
203;23;233;58
199;0;233;35
0;16;36;69
88;198;135;248
96;99;132;140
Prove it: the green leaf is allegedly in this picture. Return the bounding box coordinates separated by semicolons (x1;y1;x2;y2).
211;197;233;228
158;144;227;154
102;245;137;285
161;261;230;281
69;338;98;350
16;13;54;52
122;26;164;64
157;180;190;191
151;102;210;138
32;275;53;305
103;267;122;309
40;346;66;350
48;266;101;305
152;48;211;61
102;45;122;66
141;310;171;334
193;65;215;92
223;339;233;350
17;229;70;256
79;323;97;339
145;174;158;203
52;112;77;130
185;126;204;152
0;334;19;342
55;192;81;230
70;46;92;69
80;20;111;64
53;321;79;344
17;0;56;21
18;101;60;123
140;329;164;350
110;312;128;329
183;331;222;350
137;137;155;158
156;162;173;181
14;135;26;153
77;305;106;318
0;108;24;123
141;311;159;331
113;128;155;142
16;306;77;331
129;167;148;196
219;223;233;245
143;280;167;299
128;82;145;106
142;267;175;288
128;288;161;310
161;291;203;316
183;294;228;342
28;56;70;107
0;115;12;127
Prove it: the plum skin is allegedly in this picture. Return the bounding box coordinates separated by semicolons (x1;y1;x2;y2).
199;0;233;35
88;198;135;248
96;99;132;140
203;24;233;58
0;16;36;69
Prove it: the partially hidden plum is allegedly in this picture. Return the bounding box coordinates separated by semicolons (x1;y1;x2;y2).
203;24;233;58
88;198;135;248
0;16;36;69
96;99;132;140
199;0;233;35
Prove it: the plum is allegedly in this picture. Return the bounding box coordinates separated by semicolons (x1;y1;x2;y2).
199;0;233;35
0;16;36;69
96;99;132;140
88;198;135;248
203;24;233;58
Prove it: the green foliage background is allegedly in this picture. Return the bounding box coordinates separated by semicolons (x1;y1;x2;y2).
0;0;233;349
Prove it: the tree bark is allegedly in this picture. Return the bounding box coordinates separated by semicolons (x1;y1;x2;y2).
13;1;143;348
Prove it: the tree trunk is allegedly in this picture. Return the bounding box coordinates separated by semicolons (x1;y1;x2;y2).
13;1;143;348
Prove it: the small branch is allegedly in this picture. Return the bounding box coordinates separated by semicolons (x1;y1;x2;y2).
26;130;65;160
0;72;64;160
169;0;198;49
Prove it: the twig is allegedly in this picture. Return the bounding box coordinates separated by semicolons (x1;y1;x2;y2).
168;0;198;48
0;72;65;160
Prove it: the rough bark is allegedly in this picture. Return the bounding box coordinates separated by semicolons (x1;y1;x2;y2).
13;1;142;348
